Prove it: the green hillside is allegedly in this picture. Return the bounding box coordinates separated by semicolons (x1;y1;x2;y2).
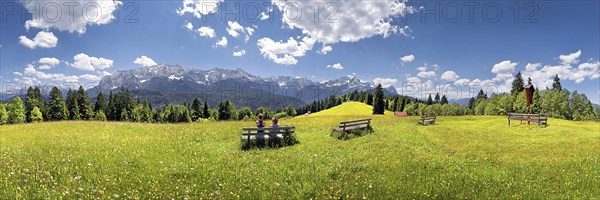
308;102;394;117
1;102;599;199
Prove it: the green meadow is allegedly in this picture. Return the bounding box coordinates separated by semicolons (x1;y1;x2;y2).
1;102;599;199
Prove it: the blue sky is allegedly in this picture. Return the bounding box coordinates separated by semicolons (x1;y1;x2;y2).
1;0;599;102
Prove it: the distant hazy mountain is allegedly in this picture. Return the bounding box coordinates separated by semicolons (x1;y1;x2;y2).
449;98;471;106
86;64;398;109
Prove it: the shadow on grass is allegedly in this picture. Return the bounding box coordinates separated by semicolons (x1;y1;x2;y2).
330;125;374;140
240;134;299;151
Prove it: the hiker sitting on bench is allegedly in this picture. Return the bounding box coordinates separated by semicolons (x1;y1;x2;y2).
256;113;266;141
270;117;281;138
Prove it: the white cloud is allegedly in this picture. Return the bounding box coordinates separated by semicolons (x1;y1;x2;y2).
185;22;194;31
38;57;61;70
23;64;79;83
559;50;581;65
100;71;112;76
70;53;113;71
13;72;23;76
214;37;228;48
414;65;434;78
406;77;421;83
524;63;542;72
226;21;244;38
233;50;246;57
326;63;344;70
22;0;122;34
491;60;517;81
441;71;459;81
257;37;316;65
80;74;102;81
177;0;223;18
259;11;270;20
134;56;157;67
400;54;415;64
373;78;398;87
272;0;415;44
319;45;333;55
197;26;216;38
226;21;254;42
19;31;58;49
417;71;436;78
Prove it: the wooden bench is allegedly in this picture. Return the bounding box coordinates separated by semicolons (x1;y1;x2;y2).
241;126;295;143
336;118;372;132
417;116;436;125
508;113;548;127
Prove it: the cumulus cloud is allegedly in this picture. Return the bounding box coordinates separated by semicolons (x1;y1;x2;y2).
19;31;58;49
24;64;79;83
226;21;254;42
22;0;122;34
257;37;316;65
400;54;415;64
185;22;194;31
177;0;223;18
326;63;344;70
134;56;157;67
319;45;333;55
417;65;437;78
38;57;61;70
440;71;459;81
559;50;581;66
491;60;517;81
373;78;398;87
79;74;103;81
214;37;228;48
197;26;216;38
272;0;415;44
233;50;246;57
226;21;244;38
70;53;113;71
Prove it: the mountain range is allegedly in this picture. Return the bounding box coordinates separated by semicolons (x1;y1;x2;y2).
86;64;399;109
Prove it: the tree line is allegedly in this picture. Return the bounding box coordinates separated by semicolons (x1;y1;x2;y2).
1;74;597;125
0;86;302;125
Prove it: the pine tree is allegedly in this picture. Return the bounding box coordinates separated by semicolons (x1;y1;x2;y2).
552;74;562;91
191;98;202;121
434;93;440;104
372;84;385;115
218;100;233;120
30;106;43;123
77;86;93;120
441;95;448;105
0;103;8;125
202;102;209;119
25;86;45;122
94;92;105;113
476;89;487;100
467;97;476;110
107;91;115;120
66;90;80;120
48;87;68;121
511;72;525;95
8;97;26;124
426;94;433;105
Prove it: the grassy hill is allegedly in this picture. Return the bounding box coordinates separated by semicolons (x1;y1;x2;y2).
1;103;599;199
308;102;394;117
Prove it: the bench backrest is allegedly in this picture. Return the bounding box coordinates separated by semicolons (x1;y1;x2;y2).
420;116;436;119
242;126;295;135
339;118;372;127
508;113;548;119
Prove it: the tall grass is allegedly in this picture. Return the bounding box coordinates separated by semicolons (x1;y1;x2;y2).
1;103;598;199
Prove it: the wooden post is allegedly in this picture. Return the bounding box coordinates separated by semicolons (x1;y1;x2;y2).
508;113;511;127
